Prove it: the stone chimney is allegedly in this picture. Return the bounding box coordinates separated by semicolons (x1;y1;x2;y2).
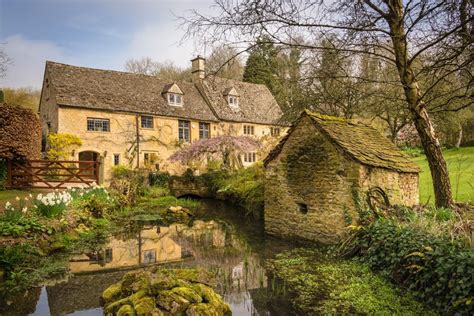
191;55;206;81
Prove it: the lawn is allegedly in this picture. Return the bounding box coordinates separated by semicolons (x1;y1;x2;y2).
412;146;474;204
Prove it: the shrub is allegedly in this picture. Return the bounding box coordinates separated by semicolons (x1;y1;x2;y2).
46;133;82;160
72;187;114;218
148;171;171;187
0;102;41;160
0;207;51;236
0;159;6;190
110;165;146;206
348;218;474;315
32;191;72;218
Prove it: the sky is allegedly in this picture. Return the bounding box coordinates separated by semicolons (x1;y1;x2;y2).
0;0;214;88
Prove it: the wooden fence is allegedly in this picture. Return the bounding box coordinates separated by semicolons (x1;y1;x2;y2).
7;159;100;189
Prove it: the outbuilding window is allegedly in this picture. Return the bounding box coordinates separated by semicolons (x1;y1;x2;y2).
87;118;110;132
270;127;281;137
113;154;120;166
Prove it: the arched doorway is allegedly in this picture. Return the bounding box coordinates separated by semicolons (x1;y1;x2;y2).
79;151;99;180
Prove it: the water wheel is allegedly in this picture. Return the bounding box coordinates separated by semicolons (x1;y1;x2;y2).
366;187;390;210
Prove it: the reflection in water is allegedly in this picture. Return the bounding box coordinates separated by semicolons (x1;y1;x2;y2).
2;200;294;316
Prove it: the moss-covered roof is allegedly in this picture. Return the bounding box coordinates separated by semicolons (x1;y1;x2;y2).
264;110;420;173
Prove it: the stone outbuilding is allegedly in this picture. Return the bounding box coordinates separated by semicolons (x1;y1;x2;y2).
263;110;420;244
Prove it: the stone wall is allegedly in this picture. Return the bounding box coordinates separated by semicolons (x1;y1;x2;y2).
359;166;419;206
48;107;287;183
264;117;360;244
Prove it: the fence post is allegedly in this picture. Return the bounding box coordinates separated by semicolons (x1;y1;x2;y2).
7;159;12;189
95;161;100;185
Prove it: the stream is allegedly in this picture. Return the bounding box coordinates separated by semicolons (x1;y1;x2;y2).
3;200;297;316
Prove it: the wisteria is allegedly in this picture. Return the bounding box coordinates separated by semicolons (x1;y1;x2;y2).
169;136;260;168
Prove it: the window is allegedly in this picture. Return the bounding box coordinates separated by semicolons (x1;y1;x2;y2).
141;116;154;128
178;120;190;142
143;249;156;264
228;96;239;107
87;118;110;132
270;127;281;137
113;154;120;166
243;125;254;135
199;122;210;139
168;93;183;106
243;152;256;163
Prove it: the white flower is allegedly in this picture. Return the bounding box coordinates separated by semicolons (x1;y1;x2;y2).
29;194;33;199
37;193;43;200
71;188;76;192
5;201;11;208
22;207;27;213
15;196;20;201
24;197;29;201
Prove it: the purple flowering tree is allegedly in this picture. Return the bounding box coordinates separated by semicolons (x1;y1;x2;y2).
169;136;260;170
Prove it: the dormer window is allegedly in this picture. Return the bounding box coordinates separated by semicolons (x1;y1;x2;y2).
168;93;183;106
228;95;238;107
162;83;184;107
223;87;239;108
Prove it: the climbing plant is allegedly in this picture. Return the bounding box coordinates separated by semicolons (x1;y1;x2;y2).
47;133;82;160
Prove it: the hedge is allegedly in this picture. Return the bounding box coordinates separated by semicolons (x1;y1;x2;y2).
0;102;41;160
351;219;473;315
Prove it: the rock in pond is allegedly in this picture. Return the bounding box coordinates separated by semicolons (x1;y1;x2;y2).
101;268;231;316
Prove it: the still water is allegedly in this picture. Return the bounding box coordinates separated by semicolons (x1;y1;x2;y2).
3;200;295;316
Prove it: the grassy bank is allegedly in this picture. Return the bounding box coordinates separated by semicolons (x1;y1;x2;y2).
411;146;474;204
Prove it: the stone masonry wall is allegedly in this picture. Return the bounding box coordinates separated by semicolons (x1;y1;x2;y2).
359;166;419;206
264;117;360;244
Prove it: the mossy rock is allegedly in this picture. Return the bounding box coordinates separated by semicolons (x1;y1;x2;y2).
172;269;215;286
134;296;155;315
192;284;230;316
157;289;190;313
117;304;135;316
102;283;123;304
130;290;147;307
186;303;220;316
150;274;179;295
122;271;150;294
171;287;202;304
105;297;131;314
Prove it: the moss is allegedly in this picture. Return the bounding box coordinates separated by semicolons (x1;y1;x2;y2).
134;296;155;316
129;290;147;307
192;284;230;315
171;286;203;303
116;304;135;316
156;290;190;313
186;303;220;316
102;283;123;304
104;296;131;314
173;268;215;286
150;275;179;295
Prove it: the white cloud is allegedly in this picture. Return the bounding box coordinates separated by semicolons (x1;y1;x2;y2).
1;35;65;88
127;22;201;69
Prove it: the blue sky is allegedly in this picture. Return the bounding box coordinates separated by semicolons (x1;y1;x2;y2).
0;0;213;88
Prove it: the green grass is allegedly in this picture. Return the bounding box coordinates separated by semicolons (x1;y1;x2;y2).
411;146;474;204
0;190;39;213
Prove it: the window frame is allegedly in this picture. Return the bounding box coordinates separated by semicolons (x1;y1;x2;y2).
178;120;191;142
167;93;183;106
243;152;256;163
141;115;154;129
243;125;254;135
113;154;120;166
270;127;281;137
199;122;210;139
228;95;239;107
87;118;110;132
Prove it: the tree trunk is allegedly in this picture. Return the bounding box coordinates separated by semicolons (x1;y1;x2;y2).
455;124;463;148
387;0;454;208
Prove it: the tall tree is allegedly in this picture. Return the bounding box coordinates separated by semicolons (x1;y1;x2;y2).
183;0;474;208
3;88;41;112
125;58;191;81
206;46;245;80
0;46;10;79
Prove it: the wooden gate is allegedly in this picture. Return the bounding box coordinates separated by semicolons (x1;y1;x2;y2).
7;159;100;189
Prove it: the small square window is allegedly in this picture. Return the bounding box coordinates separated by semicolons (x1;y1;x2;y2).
143;249;156;264
228;96;239;107
141;116;154;129
270;127;281;137
113;154;120;166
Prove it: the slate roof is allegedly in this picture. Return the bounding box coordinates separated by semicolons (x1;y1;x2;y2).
199;76;285;125
44;61;286;125
264;110;420;173
45;61;218;121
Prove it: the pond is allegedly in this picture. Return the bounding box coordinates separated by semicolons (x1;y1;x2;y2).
2;200;298;316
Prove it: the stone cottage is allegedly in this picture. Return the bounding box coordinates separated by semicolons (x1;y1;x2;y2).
263;110;420;244
39;56;288;183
